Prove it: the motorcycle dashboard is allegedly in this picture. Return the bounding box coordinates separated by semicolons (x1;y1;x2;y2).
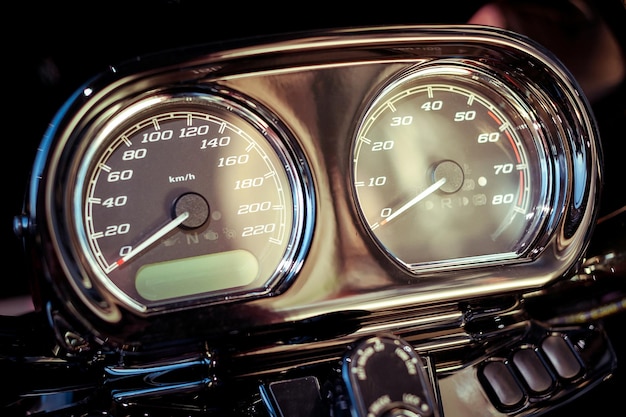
19;25;600;348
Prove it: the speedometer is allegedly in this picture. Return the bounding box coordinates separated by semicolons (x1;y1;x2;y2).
352;63;550;270
63;89;313;314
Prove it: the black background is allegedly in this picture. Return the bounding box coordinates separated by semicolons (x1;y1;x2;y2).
2;1;625;416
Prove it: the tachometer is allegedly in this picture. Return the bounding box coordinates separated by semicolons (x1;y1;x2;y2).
352;63;550;270
67;89;313;314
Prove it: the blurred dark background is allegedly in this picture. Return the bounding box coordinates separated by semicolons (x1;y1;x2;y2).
2;1;625;416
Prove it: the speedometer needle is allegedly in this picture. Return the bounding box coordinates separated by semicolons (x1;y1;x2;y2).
113;211;190;268
378;177;447;227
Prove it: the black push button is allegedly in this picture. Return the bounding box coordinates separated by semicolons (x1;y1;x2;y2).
263;376;324;417
512;348;554;394
481;361;525;408
541;335;582;380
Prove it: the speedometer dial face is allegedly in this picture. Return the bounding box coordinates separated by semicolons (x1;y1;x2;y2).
73;91;311;312
352;65;549;270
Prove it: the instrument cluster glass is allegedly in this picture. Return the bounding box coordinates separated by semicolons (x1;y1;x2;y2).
352;64;549;270
71;91;312;313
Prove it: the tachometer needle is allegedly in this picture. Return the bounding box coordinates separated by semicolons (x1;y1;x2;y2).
379;177;447;227
114;211;190;268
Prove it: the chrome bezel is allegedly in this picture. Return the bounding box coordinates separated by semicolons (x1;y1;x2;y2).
43;86;315;319
350;61;554;273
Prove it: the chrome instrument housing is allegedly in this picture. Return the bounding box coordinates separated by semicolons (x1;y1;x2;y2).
22;25;600;360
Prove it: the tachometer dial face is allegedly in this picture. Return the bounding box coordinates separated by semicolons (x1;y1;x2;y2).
72;91;311;312
352;65;549;270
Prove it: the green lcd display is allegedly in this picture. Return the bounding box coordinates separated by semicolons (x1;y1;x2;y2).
136;250;259;301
